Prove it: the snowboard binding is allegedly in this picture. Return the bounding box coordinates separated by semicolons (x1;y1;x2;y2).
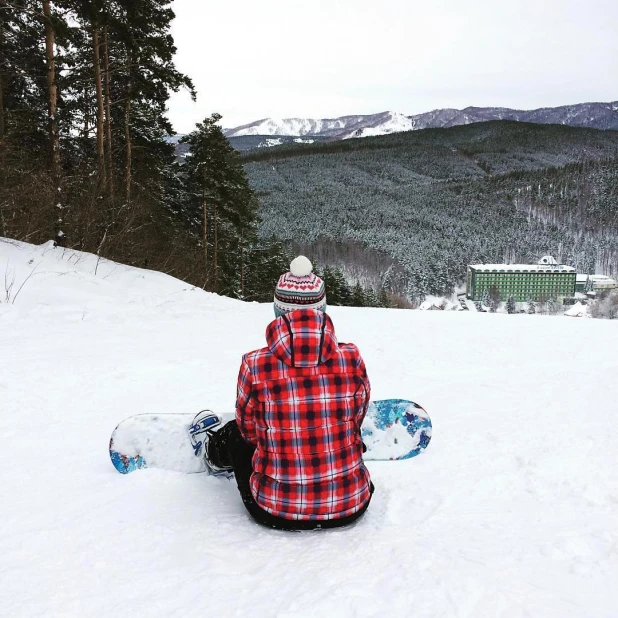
189;410;234;478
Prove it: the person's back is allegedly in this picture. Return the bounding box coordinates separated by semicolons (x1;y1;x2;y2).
238;308;372;521
192;256;373;530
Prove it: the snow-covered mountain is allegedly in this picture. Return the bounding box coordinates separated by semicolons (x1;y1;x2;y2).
411;102;618;131
223;101;618;140
224;111;416;139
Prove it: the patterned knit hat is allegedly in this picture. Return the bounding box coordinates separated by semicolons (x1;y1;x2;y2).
273;256;326;317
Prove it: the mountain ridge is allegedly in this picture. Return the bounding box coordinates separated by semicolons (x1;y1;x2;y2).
223;101;618;141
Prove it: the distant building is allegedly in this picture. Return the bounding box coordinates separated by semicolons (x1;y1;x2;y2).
575;274;617;294
466;256;576;302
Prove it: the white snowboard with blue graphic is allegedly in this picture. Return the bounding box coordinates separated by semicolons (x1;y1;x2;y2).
109;399;432;474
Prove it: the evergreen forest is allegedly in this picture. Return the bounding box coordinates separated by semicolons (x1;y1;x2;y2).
0;0;288;301
244;122;618;302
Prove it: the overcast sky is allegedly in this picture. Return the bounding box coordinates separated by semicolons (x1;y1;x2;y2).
167;0;618;133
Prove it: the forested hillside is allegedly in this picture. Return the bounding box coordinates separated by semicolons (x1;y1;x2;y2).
244;121;618;300
0;0;287;301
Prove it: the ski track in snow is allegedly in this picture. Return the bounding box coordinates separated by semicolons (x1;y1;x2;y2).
1;238;617;617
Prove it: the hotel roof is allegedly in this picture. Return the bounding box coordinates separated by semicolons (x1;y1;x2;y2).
469;264;576;273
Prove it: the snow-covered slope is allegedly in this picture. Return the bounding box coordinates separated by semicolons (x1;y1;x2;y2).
225;113;380;138
340;111;417;139
223;101;618;141
227;111;418;140
1;238;618;617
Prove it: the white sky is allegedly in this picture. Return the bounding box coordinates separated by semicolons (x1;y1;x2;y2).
167;0;618;133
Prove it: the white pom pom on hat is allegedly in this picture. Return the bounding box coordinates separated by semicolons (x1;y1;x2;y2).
289;255;313;277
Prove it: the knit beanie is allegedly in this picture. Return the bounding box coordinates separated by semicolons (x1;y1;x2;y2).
273;256;326;317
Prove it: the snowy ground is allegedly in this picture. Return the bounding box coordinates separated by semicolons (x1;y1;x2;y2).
1;238;617;618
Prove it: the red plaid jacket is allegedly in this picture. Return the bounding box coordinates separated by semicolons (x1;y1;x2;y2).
235;309;372;521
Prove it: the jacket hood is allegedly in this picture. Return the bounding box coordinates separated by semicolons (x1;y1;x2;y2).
265;309;338;368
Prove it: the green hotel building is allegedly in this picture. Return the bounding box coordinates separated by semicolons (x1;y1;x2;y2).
466;256;576;302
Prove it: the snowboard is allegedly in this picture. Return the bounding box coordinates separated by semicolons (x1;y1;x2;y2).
109;398;432;474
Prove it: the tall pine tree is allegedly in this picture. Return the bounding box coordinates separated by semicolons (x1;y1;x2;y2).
180;114;261;295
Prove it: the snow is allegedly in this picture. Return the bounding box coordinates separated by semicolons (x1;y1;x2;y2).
419;294;461;311
1;238;618;617
258;138;284;148
564;302;590;318
225;112;415;140
227;117;347;137
344;111;417;139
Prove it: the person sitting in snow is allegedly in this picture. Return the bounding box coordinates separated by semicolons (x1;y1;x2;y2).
190;256;374;531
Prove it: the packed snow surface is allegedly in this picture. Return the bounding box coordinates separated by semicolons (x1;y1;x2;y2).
1;238;617;617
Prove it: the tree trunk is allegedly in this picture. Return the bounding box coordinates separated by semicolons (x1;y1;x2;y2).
102;26;114;201
123;95;131;203
123;54;133;204
43;0;59;176
43;0;63;243
240;229;245;298
213;202;218;291
0;65;4;184
0;0;6;183
83;84;90;141
202;185;208;270
91;21;106;190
